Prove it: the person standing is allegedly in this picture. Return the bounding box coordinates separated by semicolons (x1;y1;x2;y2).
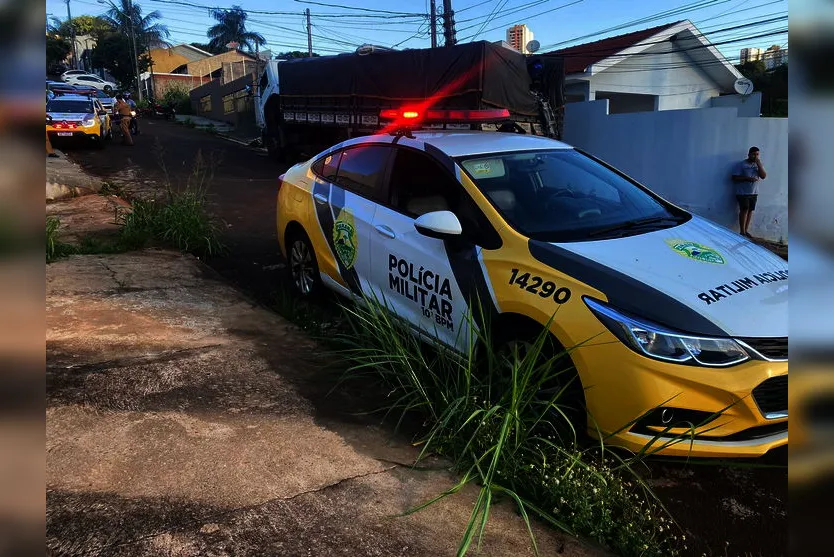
731;146;767;237
113;94;133;146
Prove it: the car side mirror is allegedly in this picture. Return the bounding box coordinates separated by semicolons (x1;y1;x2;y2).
414;211;463;240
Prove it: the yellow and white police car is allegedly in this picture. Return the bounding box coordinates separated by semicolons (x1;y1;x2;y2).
276;109;787;458
46;94;112;147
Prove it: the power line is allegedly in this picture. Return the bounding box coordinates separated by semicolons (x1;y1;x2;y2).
459;0;584;39
468;0;511;41
544;0;735;50
538;13;786;53
291;0;425;17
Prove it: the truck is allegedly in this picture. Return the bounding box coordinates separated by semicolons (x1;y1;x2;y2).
254;41;564;162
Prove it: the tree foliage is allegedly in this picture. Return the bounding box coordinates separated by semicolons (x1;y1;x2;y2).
207;6;265;53
736;61;788;117
55;15;112;38
46;34;72;74
189;42;224;55
89;0;170;90
276;51;320;59
90;32;146;87
102;0;170;50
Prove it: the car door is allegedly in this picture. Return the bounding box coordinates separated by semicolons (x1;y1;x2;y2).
368;145;499;352
311;143;393;299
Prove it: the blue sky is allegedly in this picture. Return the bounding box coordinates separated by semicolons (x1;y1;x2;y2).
47;0;787;62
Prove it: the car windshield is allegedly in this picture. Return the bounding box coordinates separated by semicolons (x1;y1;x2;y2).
95;90;111;99
47;100;93;114
457;149;688;242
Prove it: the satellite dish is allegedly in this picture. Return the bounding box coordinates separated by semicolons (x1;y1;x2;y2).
526;40;540;53
734;77;754;96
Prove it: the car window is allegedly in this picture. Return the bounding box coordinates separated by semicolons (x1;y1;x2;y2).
389;147;501;248
47;100;94;113
333;145;391;200
457;149;684;242
311;151;342;183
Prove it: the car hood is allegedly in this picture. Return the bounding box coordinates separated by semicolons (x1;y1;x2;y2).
529;216;788;338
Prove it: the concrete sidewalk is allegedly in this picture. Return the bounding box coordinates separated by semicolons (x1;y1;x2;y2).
47;247;602;556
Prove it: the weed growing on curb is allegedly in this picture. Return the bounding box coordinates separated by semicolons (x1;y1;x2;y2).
46;217;77;262
117;141;225;257
335;296;684;557
99;181;125;197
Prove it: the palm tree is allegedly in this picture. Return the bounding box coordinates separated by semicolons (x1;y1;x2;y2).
207;6;265;53
101;0;170;49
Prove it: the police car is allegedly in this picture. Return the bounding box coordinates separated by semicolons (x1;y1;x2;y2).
46;94;112;147
276;108;788;458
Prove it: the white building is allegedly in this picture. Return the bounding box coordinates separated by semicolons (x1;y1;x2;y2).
506;24;534;54
764;45;786;70
545;20;744;114
740;47;764;64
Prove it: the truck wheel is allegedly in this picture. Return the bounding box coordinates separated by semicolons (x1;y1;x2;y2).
264;130;282;161
287;230;320;297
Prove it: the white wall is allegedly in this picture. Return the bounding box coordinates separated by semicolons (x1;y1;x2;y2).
564;100;788;242
710;92;762;117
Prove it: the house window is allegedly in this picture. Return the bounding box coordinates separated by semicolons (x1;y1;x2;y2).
222;89;249;114
199;95;211;113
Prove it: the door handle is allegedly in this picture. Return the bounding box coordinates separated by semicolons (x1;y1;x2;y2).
313;193;328;205
374;225;396;239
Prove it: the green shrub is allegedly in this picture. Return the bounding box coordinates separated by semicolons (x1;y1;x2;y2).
336;297;684;557
162;84;192;115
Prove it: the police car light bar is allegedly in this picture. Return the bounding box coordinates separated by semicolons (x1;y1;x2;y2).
379;108;511;123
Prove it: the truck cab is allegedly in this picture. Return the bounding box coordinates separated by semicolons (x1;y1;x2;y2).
255;59;282;131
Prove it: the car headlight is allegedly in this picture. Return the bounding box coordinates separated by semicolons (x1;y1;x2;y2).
584;297;749;367
82;116;96;127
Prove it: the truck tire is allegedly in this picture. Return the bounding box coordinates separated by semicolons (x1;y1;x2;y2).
264;128;282;162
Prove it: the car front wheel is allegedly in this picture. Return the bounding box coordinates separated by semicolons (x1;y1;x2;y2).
287;230;320;297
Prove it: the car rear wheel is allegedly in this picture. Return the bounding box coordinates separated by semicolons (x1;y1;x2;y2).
287;230;320;297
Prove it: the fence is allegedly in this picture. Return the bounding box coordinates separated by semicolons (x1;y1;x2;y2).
563;99;788;243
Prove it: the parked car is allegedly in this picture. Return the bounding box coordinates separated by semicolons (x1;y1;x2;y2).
46;94;111;147
63;73;117;94
275;107;788;459
60;69;89;82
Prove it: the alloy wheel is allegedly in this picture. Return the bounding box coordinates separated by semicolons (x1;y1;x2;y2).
290;239;315;295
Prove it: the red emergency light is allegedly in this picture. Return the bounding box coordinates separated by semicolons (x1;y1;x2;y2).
379;108;510;123
52;121;78;129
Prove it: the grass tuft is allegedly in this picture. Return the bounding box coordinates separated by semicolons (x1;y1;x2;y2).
116;143;225;257
335;295;685;557
46;217;77;262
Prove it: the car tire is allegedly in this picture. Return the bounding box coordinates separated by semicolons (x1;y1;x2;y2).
94;131;106;149
493;330;588;443
286;229;320;297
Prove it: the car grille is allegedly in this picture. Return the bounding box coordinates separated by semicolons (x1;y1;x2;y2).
752;375;788;418
739;337;788;360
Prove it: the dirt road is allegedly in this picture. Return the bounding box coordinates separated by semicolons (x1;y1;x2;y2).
59;118;787;557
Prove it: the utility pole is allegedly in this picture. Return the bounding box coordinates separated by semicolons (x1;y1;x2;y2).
128;0;142;101
306;8;312;57
429;0;437;48
442;0;456;47
65;0;77;69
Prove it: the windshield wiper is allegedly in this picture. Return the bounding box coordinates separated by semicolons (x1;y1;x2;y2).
588;216;683;238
